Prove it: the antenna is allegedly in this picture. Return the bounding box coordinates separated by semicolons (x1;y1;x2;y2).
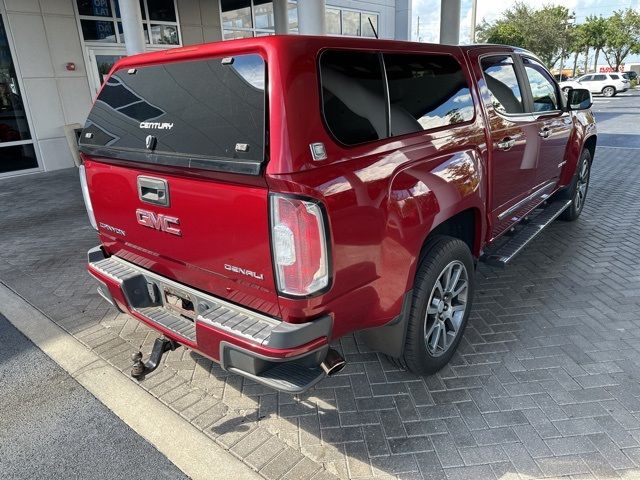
368;17;379;39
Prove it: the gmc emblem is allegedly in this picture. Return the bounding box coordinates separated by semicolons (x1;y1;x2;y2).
136;209;181;236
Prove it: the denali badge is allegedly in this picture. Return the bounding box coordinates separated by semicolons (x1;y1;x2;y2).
224;264;264;281
99;222;126;237
139;122;174;130
136;209;181;236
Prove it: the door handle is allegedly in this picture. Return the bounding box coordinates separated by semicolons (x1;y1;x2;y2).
497;137;516;151
539;127;550;138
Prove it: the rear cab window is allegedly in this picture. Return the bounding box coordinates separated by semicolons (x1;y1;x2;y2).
79;54;266;175
319;49;474;146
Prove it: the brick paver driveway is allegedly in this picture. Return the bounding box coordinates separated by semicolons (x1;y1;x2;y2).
1;143;640;480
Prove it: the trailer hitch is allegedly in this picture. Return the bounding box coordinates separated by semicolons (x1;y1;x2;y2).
131;336;180;379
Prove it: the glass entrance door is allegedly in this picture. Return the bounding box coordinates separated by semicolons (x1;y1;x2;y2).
0;14;38;175
87;48;126;95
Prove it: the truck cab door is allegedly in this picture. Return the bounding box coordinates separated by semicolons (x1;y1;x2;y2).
473;53;542;240
519;56;572;189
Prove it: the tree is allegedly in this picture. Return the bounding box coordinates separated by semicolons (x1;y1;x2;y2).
570;23;589;76
603;9;640;71
581;15;607;72
476;3;574;67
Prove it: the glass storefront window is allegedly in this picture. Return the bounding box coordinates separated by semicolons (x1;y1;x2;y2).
287;2;298;31
342;10;361;36
219;2;378;39
118;22;150;43
326;8;340;35
0;144;37;174
77;0;112;17
221;0;252;29
147;0;176;22
150;24;178;45
0;17;37;174
254;0;274;30
81;19;117;42
362;13;378;37
114;0;146;19
223;29;254;40
77;0;179;46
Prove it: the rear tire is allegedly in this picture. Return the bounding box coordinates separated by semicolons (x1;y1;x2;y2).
392;236;475;374
559;149;591;221
602;86;616;97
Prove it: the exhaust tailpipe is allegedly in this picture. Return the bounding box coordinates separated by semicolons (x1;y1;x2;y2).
320;348;346;376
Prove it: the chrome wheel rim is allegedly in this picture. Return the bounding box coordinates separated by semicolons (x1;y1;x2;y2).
603;87;614;97
574;159;590;212
424;260;469;357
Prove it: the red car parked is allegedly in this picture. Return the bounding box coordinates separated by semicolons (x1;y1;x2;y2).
79;36;596;393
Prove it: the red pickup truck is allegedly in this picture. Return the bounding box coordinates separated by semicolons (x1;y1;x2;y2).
79;36;596;393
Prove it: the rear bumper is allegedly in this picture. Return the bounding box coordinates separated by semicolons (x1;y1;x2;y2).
87;246;332;393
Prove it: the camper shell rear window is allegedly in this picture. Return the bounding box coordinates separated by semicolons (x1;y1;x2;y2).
79;54;266;175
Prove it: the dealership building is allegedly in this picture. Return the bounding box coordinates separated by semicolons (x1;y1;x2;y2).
0;0;412;178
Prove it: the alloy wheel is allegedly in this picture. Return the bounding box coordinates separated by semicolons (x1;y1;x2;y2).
574;159;590;212
424;260;469;357
603;86;615;97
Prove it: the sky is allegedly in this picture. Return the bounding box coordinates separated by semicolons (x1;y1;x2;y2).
412;0;640;65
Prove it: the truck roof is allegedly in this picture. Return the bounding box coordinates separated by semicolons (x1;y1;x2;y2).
109;35;533;74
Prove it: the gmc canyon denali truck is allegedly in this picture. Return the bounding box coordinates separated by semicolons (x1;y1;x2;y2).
78;36;596;393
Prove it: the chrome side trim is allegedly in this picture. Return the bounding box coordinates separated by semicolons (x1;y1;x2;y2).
497;181;557;221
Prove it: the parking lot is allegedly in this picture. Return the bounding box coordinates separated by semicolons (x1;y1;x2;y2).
1;90;639;480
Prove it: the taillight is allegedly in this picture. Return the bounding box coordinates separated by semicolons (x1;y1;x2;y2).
79;164;97;230
270;194;330;296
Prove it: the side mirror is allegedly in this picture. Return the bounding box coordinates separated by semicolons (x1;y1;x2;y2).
566;88;592;110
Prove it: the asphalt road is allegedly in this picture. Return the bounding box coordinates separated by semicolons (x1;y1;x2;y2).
591;88;640;148
0;314;187;480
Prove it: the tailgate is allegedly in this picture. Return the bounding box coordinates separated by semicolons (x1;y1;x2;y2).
84;159;280;318
79;51;280;317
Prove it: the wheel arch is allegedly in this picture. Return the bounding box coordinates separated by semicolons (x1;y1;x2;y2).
421;208;482;260
583;134;597;162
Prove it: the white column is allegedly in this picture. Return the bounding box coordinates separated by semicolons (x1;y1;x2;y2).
120;0;146;55
439;0;460;45
297;0;325;36
273;0;289;34
395;0;412;40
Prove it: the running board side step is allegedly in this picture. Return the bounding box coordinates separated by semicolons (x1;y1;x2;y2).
481;200;572;267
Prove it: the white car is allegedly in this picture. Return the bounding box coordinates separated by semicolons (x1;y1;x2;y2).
560;73;630;97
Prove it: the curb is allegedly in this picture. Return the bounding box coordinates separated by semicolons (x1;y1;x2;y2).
0;282;261;480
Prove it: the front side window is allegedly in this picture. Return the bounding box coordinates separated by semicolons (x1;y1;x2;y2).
579;75;593;82
320;51;387;145
384;54;474;135
522;57;559;112
481;55;524;115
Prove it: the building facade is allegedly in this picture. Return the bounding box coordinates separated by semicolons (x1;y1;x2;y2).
0;0;411;178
